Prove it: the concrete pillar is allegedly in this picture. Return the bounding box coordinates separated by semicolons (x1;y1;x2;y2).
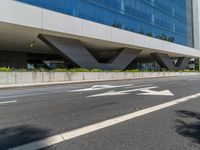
197;58;200;71
151;52;190;71
38;34;142;70
193;0;200;49
192;0;200;71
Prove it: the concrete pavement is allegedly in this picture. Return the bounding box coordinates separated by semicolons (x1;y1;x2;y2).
0;76;200;149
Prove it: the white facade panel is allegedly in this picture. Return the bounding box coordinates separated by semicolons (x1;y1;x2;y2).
82;20;112;41
42;9;83;36
131;32;151;50
0;0;42;28
111;28;135;46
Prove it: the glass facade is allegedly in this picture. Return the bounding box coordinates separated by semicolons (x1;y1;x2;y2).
17;0;194;47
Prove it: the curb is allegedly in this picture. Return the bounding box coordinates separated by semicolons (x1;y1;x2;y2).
0;74;197;89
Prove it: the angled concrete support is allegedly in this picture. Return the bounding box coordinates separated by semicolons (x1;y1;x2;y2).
108;48;141;70
38;34;100;69
151;52;190;70
38;34;141;70
175;57;191;70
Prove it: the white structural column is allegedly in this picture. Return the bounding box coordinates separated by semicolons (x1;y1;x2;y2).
193;0;200;50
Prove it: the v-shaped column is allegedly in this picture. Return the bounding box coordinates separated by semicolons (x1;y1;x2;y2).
151;52;190;71
108;48;141;70
38;34;100;69
38;34;141;70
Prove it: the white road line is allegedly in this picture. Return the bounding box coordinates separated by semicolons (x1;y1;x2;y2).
188;78;199;81
137;89;174;96
123;84;153;89
87;86;158;97
0;100;17;105
0;93;47;100
9;93;200;150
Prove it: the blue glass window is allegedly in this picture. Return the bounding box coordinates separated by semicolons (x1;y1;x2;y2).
17;0;193;47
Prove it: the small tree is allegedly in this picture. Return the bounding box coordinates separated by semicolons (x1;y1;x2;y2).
146;32;153;37
160;33;167;40
167;36;175;42
112;22;123;29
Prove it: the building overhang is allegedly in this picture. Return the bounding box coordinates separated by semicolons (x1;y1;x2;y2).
0;0;200;58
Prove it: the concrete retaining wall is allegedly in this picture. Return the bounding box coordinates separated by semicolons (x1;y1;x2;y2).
0;72;199;87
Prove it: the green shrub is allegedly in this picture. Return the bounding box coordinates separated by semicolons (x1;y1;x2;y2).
68;68;90;72
112;70;122;72
53;68;68;72
0;67;13;72
91;69;103;72
125;69;140;72
14;68;27;72
37;68;49;72
183;69;195;72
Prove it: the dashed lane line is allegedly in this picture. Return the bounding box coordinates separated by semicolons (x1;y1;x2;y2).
0;100;17;105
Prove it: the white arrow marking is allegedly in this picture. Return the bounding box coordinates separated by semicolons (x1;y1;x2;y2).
69;84;133;92
87;86;158;98
137;89;174;96
88;90;129;97
70;84;154;92
188;78;199;81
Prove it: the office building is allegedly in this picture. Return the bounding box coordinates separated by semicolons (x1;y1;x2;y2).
0;0;200;70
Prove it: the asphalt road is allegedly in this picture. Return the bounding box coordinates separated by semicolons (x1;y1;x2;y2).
1;76;200;150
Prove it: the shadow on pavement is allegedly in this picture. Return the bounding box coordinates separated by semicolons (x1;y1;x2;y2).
175;110;200;144
0;125;50;150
